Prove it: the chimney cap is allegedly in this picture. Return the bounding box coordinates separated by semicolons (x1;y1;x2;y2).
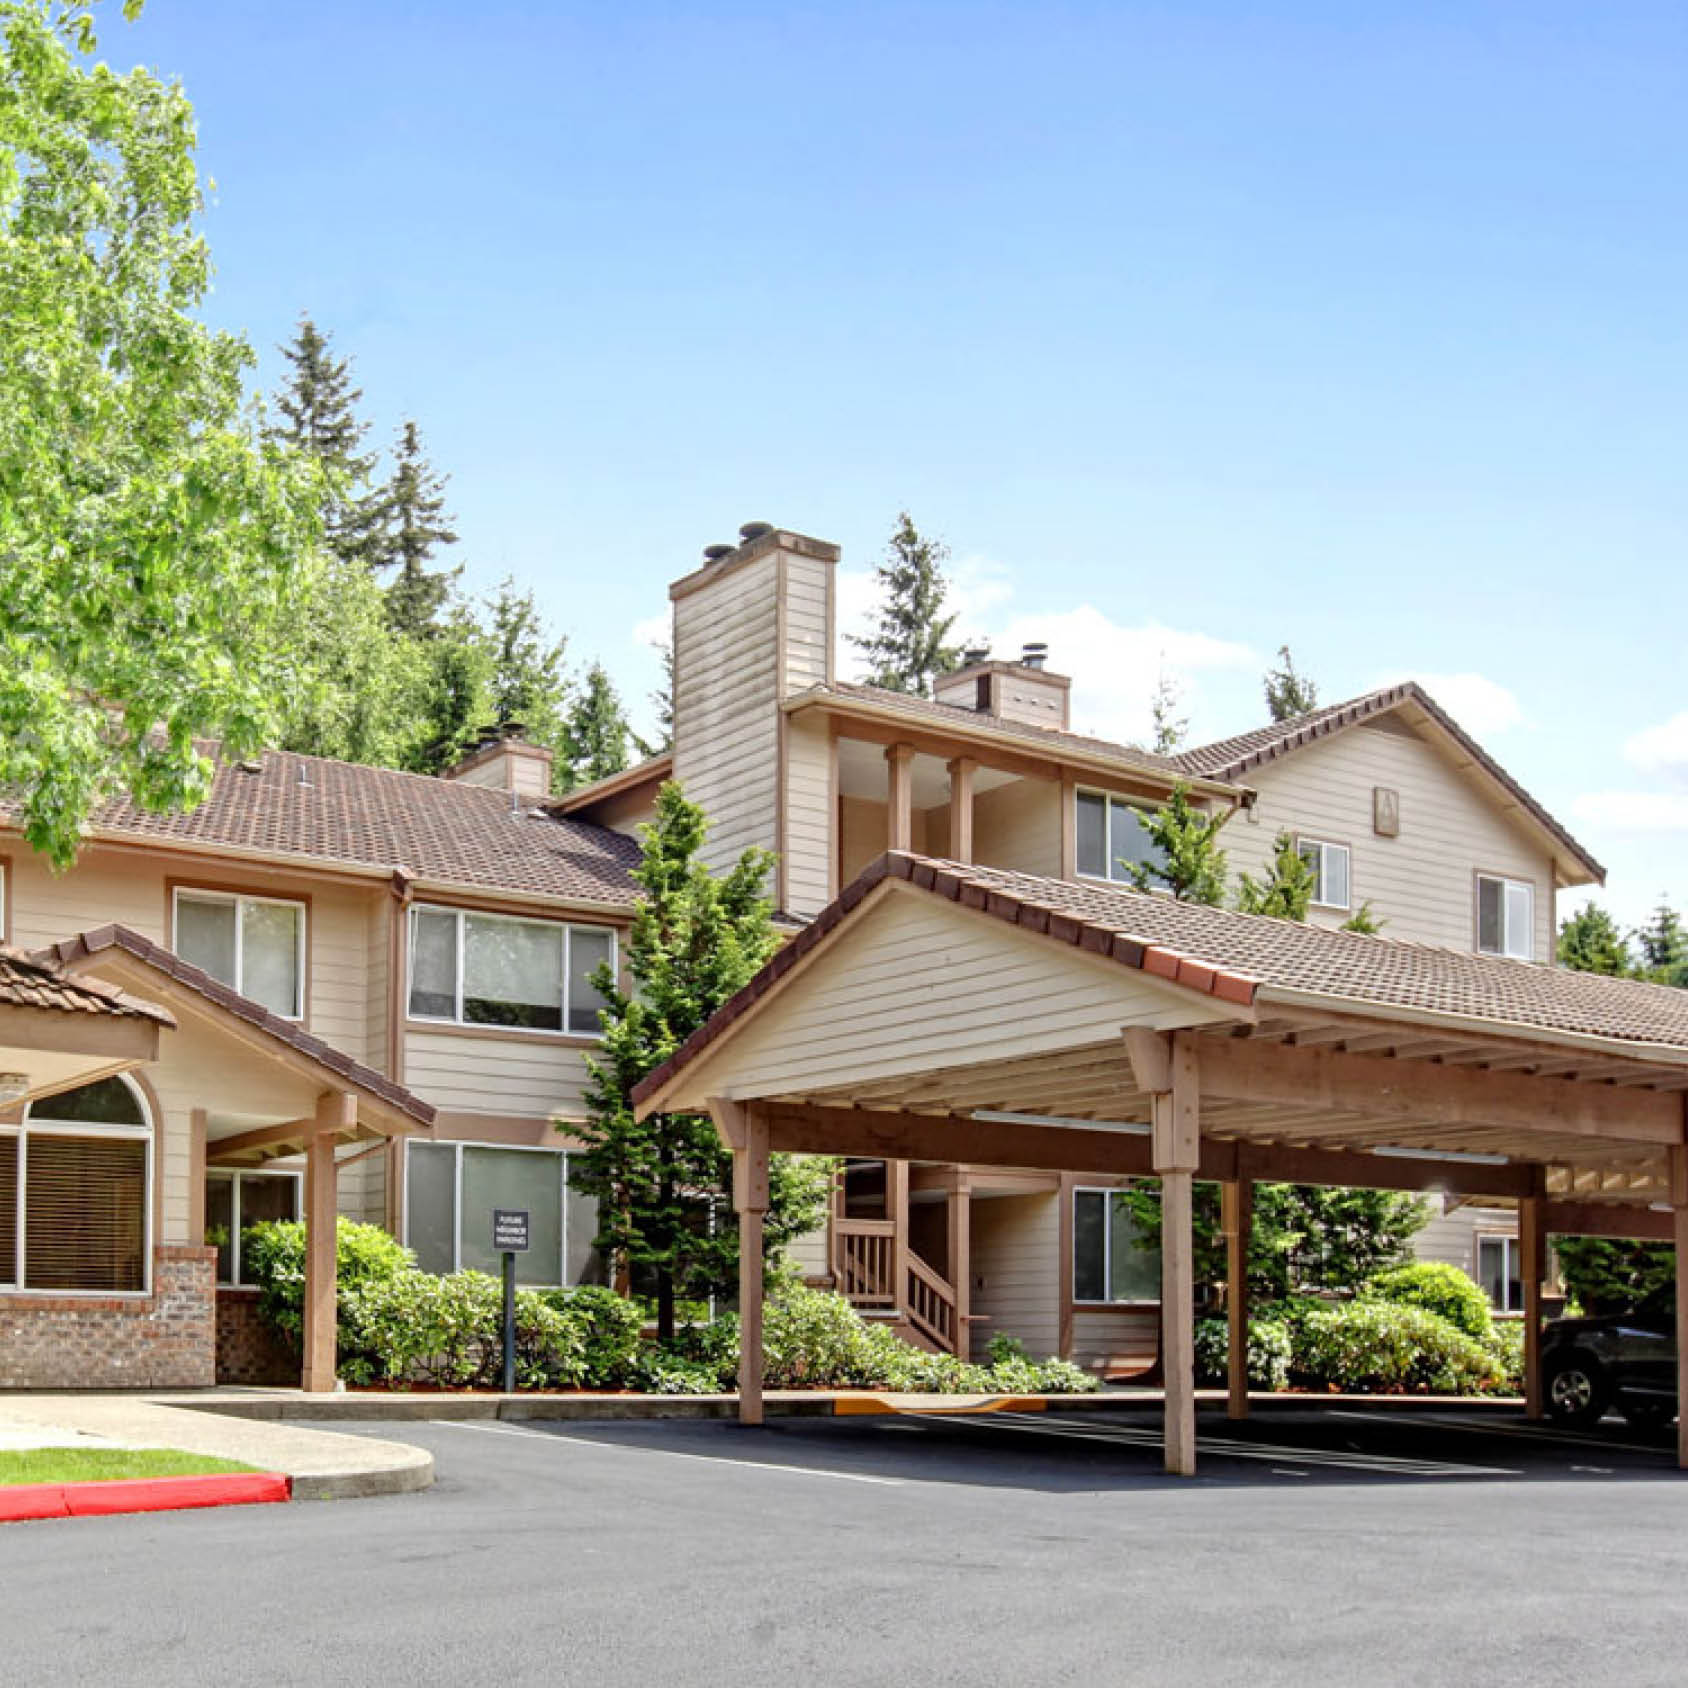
962;645;990;667
1020;641;1049;671
738;521;774;543
703;543;735;563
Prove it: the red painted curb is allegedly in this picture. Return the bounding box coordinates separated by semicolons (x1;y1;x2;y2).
0;1471;290;1523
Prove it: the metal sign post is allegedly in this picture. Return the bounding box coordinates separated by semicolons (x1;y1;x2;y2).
492;1209;530;1394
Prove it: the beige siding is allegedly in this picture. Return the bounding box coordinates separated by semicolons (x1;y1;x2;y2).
1224;719;1557;959
783;715;833;917
9;847;163;949
969;1193;1060;1361
403;1030;594;1121
973;776;1062;879
1414;1197;1516;1279
672;553;780;877
1068;1306;1160;1375
781;552;832;692
787;1220;831;1282
675;883;1227;1105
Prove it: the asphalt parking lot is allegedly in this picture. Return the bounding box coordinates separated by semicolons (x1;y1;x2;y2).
4;1402;1688;1688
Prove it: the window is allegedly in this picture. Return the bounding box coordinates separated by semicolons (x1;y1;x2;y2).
403;1141;598;1288
1075;790;1166;884
1478;1235;1522;1313
0;1076;151;1294
174;889;305;1019
206;1170;301;1287
1072;1186;1160;1303
1296;838;1351;910
1477;875;1534;960
407;906;614;1036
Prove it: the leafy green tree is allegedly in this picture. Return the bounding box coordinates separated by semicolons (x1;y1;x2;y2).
562;661;634;790
483;578;569;759
410;602;492;773
1263;645;1319;722
1149;667;1187;754
572;782;833;1338
849;511;960;696
1341;902;1384;935
0;0;317;868
1126;785;1228;905
1235;831;1315;920
1557;903;1634;977
271;315;385;568
375;419;459;635
1634;902;1688;986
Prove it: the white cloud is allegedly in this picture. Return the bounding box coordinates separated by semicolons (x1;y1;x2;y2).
1371;670;1526;738
630;612;669;651
1623;712;1688;787
1570;790;1688;836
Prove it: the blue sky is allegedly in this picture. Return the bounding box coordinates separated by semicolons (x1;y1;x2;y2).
117;1;1686;928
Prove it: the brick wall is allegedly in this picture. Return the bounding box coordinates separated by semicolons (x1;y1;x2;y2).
0;1245;216;1389
215;1288;299;1387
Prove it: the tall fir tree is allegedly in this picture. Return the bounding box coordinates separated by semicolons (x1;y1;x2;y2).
1558;903;1634;977
411;603;493;773
1634;901;1688;986
849;512;961;696
271;316;385;568
562;662;635;789
573;783;833;1338
1235;831;1316;919
1149;667;1188;753
648;640;675;754
1126;785;1229;905
1263;645;1319;722
375;420;460;635
483;579;570;759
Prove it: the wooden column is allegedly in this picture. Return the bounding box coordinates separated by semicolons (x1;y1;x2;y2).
1520;1184;1546;1421
187;1108;209;1248
947;757;976;864
887;1157;911;1320
885;743;915;852
1673;1145;1688;1472
1129;1029;1200;1476
302;1091;353;1393
946;1176;972;1360
1221;1177;1252;1421
729;1103;771;1427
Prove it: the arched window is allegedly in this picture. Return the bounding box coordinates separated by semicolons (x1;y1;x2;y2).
1;1076;152;1293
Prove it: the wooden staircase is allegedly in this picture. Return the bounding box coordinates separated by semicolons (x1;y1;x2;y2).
832;1218;962;1356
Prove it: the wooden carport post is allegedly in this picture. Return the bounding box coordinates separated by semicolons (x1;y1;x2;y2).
713;1099;770;1427
1672;1144;1688;1472
302;1091;354;1393
1520;1172;1546;1421
1221;1176;1252;1421
1126;1029;1200;1476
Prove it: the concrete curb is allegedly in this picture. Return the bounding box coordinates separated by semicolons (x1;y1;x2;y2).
0;1471;291;1524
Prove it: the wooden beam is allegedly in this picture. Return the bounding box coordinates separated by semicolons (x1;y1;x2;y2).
1151;1035;1200;1174
1222;1178;1251;1422
946;1180;972;1360
1122;1027;1171;1095
301;1092;351;1393
204;1116;319;1164
887;1156;910;1330
947;758;976;864
885;743;915;852
0;1003;162;1064
1161;1168;1197;1476
1199;1035;1684;1146
734;1105;771;1428
1541;1200;1673;1241
188;1108;208;1248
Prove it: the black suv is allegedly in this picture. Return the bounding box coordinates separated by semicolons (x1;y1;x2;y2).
1542;1292;1677;1431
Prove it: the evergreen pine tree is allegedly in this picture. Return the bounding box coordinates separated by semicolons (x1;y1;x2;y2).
375;420;460;635
1558;903;1635;977
848;512;961;696
573;782;833;1338
1263;645;1319;722
648;640;675;754
483;579;569;760
562;663;635;789
1235;831;1316;920
1634;902;1688;986
1126;785;1229;904
411;603;492;773
271;316;386;568
1341;902;1384;935
1149;667;1188;753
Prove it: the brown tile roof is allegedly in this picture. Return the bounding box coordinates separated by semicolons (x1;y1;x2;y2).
17;751;643;908
1170;681;1604;884
633;854;1688;1108
0;945;175;1027
796;682;1221;787
37;926;435;1126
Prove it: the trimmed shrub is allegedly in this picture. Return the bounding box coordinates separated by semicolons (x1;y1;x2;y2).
1193;1317;1292;1392
1483;1319;1526;1394
1289;1301;1499;1395
242;1219;413;1351
539;1286;644;1388
1362;1262;1494;1342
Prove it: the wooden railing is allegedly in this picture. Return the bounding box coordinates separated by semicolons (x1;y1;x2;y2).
832;1219;897;1309
903;1250;958;1353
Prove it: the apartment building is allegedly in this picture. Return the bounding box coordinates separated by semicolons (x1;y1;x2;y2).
0;524;1602;1386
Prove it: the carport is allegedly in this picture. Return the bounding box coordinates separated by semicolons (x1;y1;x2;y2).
634;854;1688;1474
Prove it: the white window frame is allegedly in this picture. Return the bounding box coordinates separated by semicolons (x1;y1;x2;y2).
1071;1184;1159;1307
172;886;307;1020
1476;873;1534;961
205;1167;303;1288
1477;1233;1522;1313
405;904;616;1039
1074;789;1162;886
402;1139;576;1288
1296;836;1352;911
0;1075;153;1297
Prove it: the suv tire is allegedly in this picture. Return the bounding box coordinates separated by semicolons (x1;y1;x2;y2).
1545;1353;1611;1428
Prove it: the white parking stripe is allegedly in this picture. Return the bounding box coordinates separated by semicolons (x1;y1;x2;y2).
435;1420;906;1486
1328;1409;1672;1459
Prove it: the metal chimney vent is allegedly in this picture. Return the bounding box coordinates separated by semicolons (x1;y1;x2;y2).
1020;642;1049;671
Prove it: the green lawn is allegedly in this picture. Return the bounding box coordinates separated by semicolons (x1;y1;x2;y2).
0;1447;263;1486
